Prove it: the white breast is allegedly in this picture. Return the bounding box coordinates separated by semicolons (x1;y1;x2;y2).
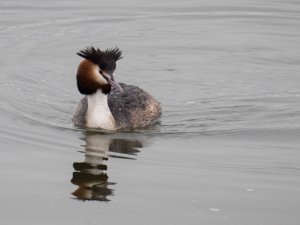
86;89;116;130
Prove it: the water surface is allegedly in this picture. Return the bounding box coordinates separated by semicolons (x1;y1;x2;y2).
0;0;299;224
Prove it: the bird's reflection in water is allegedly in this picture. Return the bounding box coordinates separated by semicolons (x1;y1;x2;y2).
71;132;143;201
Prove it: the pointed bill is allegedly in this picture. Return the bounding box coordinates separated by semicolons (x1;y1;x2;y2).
102;72;123;92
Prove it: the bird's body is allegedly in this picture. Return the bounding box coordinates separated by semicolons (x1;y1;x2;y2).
73;83;161;130
72;47;161;130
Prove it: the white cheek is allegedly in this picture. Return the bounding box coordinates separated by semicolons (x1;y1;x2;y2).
93;67;108;84
98;74;108;84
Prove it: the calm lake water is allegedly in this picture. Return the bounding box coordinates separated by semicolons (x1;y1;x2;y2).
0;0;300;224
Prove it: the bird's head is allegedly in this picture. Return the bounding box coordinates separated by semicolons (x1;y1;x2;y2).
76;46;123;95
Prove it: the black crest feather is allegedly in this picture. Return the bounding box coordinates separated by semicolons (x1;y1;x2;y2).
76;46;122;65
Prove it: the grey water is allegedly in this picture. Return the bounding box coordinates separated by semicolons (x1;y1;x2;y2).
0;0;300;224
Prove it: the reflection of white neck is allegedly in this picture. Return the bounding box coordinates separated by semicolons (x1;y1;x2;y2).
86;89;116;130
85;135;111;175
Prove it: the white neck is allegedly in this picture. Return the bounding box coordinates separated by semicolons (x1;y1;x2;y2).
86;89;116;130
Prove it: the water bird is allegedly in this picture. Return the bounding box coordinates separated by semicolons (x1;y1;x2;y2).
73;46;162;130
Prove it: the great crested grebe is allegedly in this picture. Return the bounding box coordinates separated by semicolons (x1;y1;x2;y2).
72;46;162;130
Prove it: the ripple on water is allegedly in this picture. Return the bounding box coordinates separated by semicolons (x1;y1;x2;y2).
0;0;299;137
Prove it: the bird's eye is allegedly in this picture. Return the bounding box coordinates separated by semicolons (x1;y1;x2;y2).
100;62;108;70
